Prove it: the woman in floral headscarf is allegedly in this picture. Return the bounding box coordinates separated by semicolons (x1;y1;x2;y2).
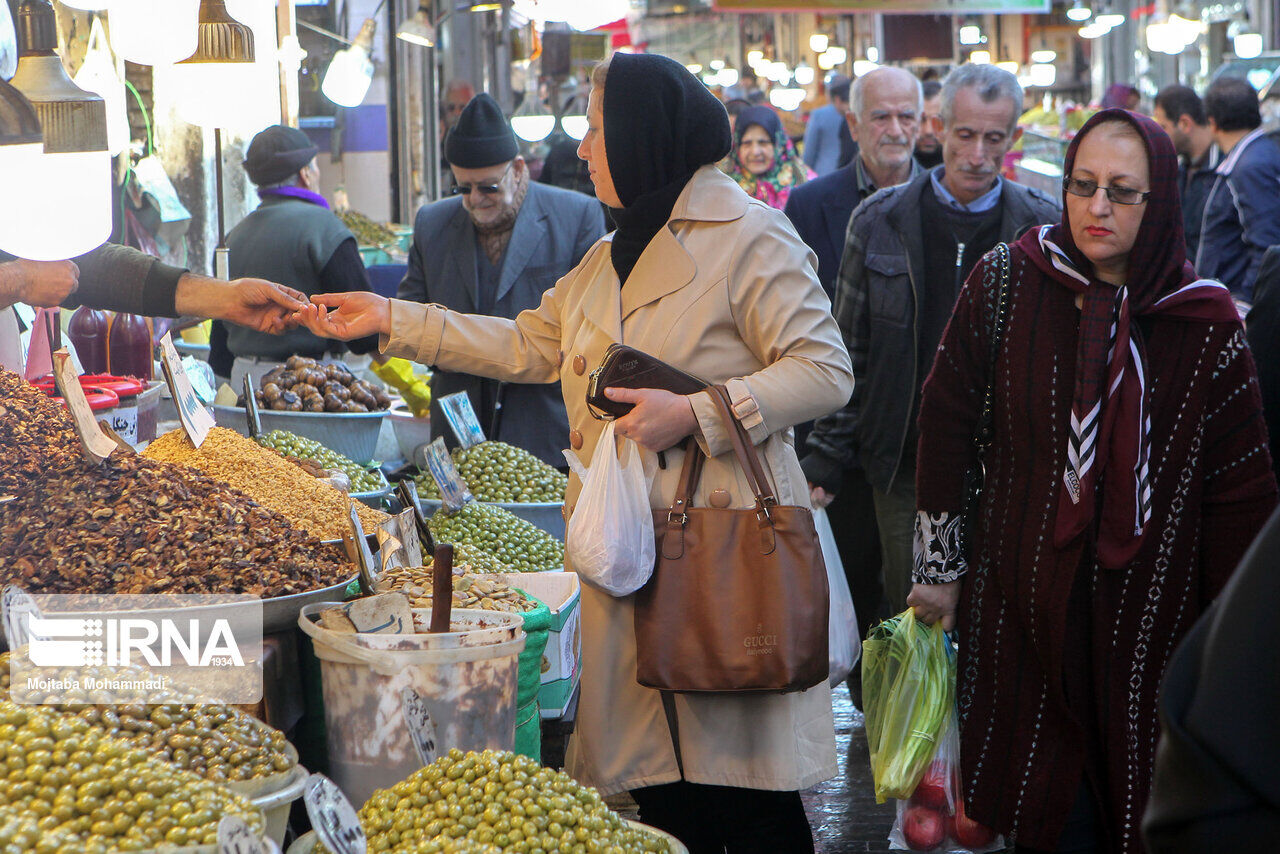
725;105;814;210
907;107;1276;853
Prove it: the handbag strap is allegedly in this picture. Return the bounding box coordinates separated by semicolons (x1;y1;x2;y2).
973;243;1012;457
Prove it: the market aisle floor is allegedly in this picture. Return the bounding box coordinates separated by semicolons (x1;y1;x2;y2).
802;687;898;852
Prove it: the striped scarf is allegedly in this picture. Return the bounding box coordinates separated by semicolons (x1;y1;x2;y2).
1026;224;1237;567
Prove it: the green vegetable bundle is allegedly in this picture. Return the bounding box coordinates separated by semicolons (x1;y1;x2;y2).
861;608;956;803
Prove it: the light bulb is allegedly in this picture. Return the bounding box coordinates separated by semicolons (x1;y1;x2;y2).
107;0;201;66
174;62;268;132
1233;32;1263;59
685;63;702;74
793;62;814;86
825;46;846;65
322;20;376;108
1096;13;1125;27
717;67;738;87
1066;4;1092;22
1031;49;1056;63
397;6;435;47
710;59;724;70
809;33;828;54
746;49;764;67
959;25;982;46
997;61;1020;73
1029;63;1056;87
817;53;836;71
768;87;806;112
59;0;109;8
560;115;588;140
970;50;992;64
510;115;554;142
852;60;879;77
1079;22;1108;38
0;149;112;260
866;46;879;63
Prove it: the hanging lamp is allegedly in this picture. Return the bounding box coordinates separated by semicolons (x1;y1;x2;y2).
106;0;201;67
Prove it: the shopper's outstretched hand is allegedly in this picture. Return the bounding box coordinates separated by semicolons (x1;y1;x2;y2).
907;581;961;633
295;292;392;340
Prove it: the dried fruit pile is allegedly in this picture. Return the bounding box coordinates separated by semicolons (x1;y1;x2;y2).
243;356;392;413
144;427;387;540
0;451;351;595
377;565;538;614
0;369;80;495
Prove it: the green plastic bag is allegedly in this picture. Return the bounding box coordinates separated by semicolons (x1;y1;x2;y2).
513;595;551;761
861;608;956;803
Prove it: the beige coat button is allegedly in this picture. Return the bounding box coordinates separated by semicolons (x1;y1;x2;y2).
572;354;586;375
709;489;732;508
570;429;584;450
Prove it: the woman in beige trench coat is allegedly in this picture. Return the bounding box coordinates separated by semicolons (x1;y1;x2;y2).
296;53;852;853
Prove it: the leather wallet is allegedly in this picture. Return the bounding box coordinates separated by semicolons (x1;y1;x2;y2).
585;343;708;419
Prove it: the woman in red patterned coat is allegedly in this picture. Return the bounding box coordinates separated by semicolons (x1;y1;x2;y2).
907;108;1277;853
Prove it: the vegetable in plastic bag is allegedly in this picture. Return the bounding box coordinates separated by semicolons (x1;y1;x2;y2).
563;421;656;596
862;608;955;803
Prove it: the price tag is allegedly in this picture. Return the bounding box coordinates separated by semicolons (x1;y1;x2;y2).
401;686;439;766
395;480;436;556
303;774;367;854
216;816;265;854
158;332;214;448
51;349;117;463
345;502;379;594
396;507;423;568
437;391;486;449
342;592;413;634
423;438;472;513
375;521;406;576
2;586;41;650
242;374;262;438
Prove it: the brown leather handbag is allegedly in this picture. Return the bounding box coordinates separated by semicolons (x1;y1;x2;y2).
633;385;830;694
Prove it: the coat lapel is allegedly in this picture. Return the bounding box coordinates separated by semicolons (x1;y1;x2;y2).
446;206;479;313
579;237;623;342
496;187;547;305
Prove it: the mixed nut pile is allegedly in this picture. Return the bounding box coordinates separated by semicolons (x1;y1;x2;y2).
0;369;81;496
377;564;538;614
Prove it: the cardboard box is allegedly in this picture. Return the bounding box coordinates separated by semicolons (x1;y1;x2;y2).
496;571;581;719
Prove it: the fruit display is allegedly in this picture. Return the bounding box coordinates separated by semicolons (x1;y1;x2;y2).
143;427;388;540
242;357;392;413
337;208;399;247
256;429;387;493
377;564;538;614
0;700;264;851
429;502;563;573
319;749;672;854
414;442;567;503
1;444;352;596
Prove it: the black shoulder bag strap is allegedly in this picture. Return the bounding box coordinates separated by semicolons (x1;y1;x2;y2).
961;242;1012;552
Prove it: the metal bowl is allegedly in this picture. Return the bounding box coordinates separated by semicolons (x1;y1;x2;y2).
416;497;565;541
212;404;388;464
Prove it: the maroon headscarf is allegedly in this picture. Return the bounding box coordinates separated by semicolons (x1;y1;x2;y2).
1014;108;1238;569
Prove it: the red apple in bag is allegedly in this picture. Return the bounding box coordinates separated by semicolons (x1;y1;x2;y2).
910;760;953;812
952;798;997;848
902;804;947;851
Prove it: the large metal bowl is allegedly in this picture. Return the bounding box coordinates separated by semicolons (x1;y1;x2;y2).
213;404;388;464
417;497;565;541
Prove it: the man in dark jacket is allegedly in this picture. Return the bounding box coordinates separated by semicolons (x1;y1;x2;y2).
803;64;1060;614
399;93;604;466
1196;77;1280;302
1153;85;1220;260
214;124;378;386
1246;246;1280;479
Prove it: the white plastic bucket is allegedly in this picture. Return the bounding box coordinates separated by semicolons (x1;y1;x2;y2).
249;764;308;849
298;605;524;807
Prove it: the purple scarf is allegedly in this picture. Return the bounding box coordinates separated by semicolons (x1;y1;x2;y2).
258;186;330;209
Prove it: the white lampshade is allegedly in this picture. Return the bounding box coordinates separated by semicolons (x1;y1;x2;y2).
825;46;847;65
768;87;805;112
970;50;992;65
511;115;554;142
1029;63;1056;87
1066;3;1092;21
0;148;112;260
809;33;828;54
793;62;815;86
1234;32;1264;59
397;5;435;48
1031;49;1057;63
59;0;110;8
717;67;739;87
560;115;587;140
107;0;201;66
321;19;375;108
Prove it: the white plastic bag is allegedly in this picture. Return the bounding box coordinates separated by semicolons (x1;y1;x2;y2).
563;421;656;596
815;507;860;686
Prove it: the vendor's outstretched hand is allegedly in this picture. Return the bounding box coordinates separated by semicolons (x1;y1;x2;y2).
295;292;391;340
222;279;307;333
0;259;79;309
606;387;699;453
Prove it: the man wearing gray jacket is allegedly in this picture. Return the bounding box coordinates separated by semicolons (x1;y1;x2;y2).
803;65;1060;613
398;94;604;466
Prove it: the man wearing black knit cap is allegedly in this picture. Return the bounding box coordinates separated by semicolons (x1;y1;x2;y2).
212;124;377;386
398;93;604;467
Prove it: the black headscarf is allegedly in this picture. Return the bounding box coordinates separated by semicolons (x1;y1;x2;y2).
602;53;731;284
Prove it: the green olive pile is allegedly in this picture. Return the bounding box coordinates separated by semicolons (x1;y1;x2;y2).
452;543;517;574
337;209;399;247
430;503;563;573
323;749;671;854
257;429;387;492
415;442;567;504
241;356;392;413
71;704;296;784
0;700;264;853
